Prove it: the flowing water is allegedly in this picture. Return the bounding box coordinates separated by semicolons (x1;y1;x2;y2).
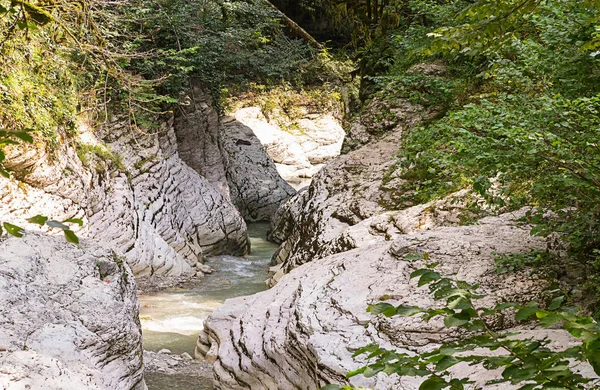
140;223;279;389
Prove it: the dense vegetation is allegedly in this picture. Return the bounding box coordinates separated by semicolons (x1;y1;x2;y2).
377;0;600;310
281;0;600;306
0;0;326;235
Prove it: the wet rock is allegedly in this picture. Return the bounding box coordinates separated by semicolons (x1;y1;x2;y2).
196;263;215;274
0;233;146;390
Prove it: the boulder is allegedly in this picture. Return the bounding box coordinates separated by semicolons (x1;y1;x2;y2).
220;116;296;222
0;233;146;389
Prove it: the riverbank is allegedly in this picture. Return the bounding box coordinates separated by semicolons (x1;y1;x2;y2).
139;223;278;389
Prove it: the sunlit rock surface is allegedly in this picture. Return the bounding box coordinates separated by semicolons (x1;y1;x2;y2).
0;233;146;390
268;97;437;280
198;212;595;389
233;106;345;188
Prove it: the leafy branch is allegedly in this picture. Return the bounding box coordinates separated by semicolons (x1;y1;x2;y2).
326;260;600;390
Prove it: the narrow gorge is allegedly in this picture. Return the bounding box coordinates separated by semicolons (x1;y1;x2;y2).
2;1;600;390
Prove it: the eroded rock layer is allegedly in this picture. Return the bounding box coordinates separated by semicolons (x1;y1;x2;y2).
0;90;294;276
268;97;436;278
0;233;146;389
199;213;573;389
220;116;296;222
0;114;249;276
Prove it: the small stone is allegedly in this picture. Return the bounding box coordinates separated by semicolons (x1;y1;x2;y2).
196;263;215;274
157;348;171;354
181;352;193;360
166;358;179;367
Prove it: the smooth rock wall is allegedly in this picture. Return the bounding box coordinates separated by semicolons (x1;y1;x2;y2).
220;116;296;222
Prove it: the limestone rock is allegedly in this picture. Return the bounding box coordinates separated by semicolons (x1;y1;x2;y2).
0;233;146;390
0;108;249;277
233;107;345;188
199;213;585;389
220;116;296;222
267;89;460;284
268;105;423;274
173;87;231;198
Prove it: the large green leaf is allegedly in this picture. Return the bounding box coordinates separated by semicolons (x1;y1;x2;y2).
583;338;600;376
3;222;24;238
367;303;397;317
419;376;449;390
27;215;49;226
63;218;84;226
444;314;469;328
516;303;539;321
11;131;34;143
64;230;79;245
435;356;460;372
396;305;423;317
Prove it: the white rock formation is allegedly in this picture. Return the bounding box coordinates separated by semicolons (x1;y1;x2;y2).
233;107;345;188
0;90;294;276
0;233;146;390
198;213;597;389
268;97;437;277
0;114;249;276
174;87;233;198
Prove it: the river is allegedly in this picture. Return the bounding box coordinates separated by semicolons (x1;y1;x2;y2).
139;222;279;389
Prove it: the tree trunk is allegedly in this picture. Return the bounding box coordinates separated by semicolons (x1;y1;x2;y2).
260;0;324;50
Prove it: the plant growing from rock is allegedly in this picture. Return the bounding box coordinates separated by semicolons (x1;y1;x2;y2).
0;129;82;243
325;260;600;390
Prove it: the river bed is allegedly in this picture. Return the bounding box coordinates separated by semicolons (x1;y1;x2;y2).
139;223;278;389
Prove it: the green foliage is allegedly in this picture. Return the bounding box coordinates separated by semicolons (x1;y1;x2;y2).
495;250;555;274
327;264;600;390
115;0;317;106
76;143;125;172
360;0;600;304
28;215;82;244
368;73;459;111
